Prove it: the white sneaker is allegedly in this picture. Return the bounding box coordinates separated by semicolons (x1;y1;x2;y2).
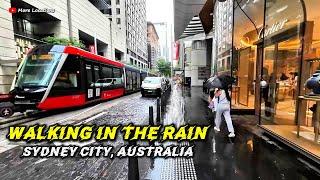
214;127;220;132
228;132;235;138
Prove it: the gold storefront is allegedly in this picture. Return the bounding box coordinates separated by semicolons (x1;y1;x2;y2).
232;0;320;161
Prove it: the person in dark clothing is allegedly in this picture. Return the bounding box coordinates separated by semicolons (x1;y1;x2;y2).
203;78;208;93
280;73;289;81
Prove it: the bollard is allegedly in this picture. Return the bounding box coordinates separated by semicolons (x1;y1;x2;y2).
128;139;140;180
149;106;155;147
128;129;139;180
156;97;161;124
149;106;154;125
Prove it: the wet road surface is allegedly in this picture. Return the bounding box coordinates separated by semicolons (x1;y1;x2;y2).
0;86;319;180
0;94;157;180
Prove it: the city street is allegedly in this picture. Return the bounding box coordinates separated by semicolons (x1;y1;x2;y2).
0;92;157;179
0;86;319;180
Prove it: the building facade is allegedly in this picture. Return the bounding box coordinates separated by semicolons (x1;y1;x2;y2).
174;0;320;163
212;0;320;162
99;0;148;69
125;0;148;69
147;22;160;68
0;0;148;93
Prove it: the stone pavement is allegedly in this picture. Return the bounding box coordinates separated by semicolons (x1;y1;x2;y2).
182;86;320;180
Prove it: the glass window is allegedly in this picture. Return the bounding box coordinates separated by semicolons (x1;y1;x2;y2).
102;66;113;78
126;71;132;90
98;66;113;87
296;0;320;142
113;68;123;85
231;0;264;110
137;74;141;88
92;65;100;87
132;72;137;90
143;77;161;84
85;64;93;88
16;52;62;88
53;55;81;89
260;0;304;125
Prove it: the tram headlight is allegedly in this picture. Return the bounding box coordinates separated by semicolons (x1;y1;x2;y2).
33;88;47;93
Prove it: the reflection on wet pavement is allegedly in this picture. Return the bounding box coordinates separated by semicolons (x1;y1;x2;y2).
147;85;197;180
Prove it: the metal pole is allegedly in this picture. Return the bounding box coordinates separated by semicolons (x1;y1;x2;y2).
94;32;97;55
156;97;161;124
128;140;139;180
171;24;173;77
149;106;154;125
165;23;168;62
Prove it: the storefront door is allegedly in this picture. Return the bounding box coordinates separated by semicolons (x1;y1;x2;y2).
260;35;301;125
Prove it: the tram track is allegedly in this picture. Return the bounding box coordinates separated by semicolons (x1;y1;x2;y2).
0;93;145;130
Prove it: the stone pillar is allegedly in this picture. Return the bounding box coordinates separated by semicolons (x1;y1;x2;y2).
0;0;18;93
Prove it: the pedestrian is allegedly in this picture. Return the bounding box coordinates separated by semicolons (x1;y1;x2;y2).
208;88;218;123
214;88;235;138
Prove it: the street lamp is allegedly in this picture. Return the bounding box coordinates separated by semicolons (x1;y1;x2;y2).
153;22;173;77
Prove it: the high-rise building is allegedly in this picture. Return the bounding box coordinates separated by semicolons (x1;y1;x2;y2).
107;0;148;69
147;22;160;68
125;0;148;69
0;0;119;93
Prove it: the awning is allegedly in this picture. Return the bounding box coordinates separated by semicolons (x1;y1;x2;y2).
179;16;205;39
199;0;215;34
174;0;207;40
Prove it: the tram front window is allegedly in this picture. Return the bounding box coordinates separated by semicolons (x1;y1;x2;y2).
15;53;62;88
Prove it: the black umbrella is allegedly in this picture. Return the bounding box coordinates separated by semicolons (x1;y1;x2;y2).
205;75;234;89
205;76;223;89
218;74;235;88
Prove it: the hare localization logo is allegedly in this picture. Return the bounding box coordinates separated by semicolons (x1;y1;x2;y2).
8;7;17;13
8;7;55;13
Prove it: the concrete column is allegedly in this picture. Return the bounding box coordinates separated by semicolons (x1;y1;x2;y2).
0;0;18;93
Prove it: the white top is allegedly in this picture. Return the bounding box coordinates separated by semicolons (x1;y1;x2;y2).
217;90;230;105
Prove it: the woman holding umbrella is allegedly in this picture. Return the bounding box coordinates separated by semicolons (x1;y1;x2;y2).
214;87;235;137
205;75;235;137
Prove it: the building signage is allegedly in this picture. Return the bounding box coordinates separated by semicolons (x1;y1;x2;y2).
258;19;288;40
173;41;180;61
198;66;210;80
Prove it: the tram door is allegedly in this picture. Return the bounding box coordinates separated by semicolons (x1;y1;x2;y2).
93;65;101;99
85;63;101;101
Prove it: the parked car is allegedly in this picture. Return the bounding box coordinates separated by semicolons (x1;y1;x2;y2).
0;93;14;118
141;77;166;97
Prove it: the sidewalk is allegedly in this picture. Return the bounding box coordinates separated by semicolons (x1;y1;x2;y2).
182;86;319;180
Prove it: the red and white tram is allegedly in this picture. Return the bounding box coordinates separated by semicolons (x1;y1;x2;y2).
10;45;153;112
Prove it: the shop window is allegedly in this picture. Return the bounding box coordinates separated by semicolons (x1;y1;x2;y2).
260;0;304;126
231;0;263;110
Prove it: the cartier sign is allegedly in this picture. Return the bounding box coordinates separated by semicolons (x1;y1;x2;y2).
258;19;288;40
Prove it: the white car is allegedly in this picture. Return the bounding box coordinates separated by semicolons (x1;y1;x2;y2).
141;77;166;97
